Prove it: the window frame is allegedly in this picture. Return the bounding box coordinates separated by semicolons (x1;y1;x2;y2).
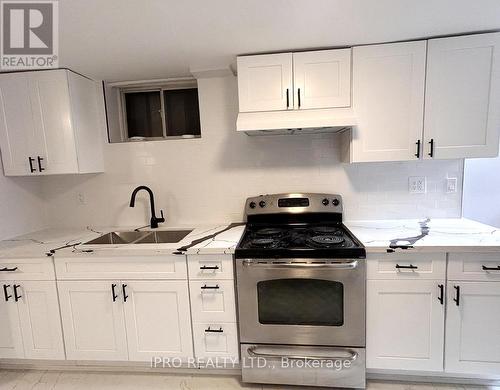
117;80;200;142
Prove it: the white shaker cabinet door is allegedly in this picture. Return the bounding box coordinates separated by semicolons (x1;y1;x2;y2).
237;53;293;112
0;73;37;175
123;281;193;362
352;41;426;162
17;281;65;360
0;282;24;358
293;48;351;109
30;70;79;174
367;280;445;371
445;282;500;375
58;281;128;361
424;33;500;159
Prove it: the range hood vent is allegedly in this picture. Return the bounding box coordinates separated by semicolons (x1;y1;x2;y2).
236;107;356;136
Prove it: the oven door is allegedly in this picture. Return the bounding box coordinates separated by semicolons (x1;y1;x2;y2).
236;259;365;347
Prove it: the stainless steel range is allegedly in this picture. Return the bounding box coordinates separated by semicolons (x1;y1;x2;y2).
235;193;366;389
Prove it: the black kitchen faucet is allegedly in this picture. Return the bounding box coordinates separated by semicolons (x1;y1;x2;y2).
129;186;165;229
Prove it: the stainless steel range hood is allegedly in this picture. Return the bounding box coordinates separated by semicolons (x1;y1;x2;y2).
236;107;356;136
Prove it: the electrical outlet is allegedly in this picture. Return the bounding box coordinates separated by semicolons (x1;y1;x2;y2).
446;177;458;193
409;176;426;194
77;193;86;205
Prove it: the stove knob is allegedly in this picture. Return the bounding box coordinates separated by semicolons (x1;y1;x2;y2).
332;198;340;206
259;201;266;208
322;198;329;206
249;202;256;209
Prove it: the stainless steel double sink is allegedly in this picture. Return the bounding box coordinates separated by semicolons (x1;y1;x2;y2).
83;230;193;245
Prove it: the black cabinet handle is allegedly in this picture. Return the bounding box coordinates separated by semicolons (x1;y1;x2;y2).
28;157;36;173
415;140;421;158
482;265;500;271
286;88;289;108
395;264;418;270
3;284;11;302
428;139;434;157
13;284;21;302
0;267;18;272
200;265;219;270
453;285;460;306
201;284;219;290
438;284;444;305
297;88;301;108
122;284;128;302
205;326;223;333
111;284;118;302
37;156;45;172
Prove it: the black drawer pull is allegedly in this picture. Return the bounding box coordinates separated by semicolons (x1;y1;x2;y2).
13;284;21;302
453;285;460;306
122;284;128;302
438;284;444;305
200;265;219;270
0;267;18;272
205;326;223;333
3;284;11;302
415;140;421;158
286;88;289;108
395;264;418;270
111;284;118;302
482;265;500;271
201;284;219;290
298;88;301;108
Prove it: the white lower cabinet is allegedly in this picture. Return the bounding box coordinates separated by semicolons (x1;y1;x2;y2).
367;279;445;371
58;280;193;362
445;281;500;375
123;281;193;362
0;281;64;360
192;322;239;361
58;281;128;361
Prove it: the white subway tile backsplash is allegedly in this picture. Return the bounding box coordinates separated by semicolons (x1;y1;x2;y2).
38;76;463;228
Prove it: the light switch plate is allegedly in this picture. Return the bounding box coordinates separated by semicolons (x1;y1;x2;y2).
446;177;458;193
409;176;426;194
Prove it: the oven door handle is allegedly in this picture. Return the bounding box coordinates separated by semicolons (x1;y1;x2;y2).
242;260;359;269
247;346;358;362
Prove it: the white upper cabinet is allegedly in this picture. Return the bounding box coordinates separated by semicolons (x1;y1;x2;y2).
293;49;351;109
237;53;293;112
351;41;427;162
0;69;105;176
237;49;352;113
424;33;500;159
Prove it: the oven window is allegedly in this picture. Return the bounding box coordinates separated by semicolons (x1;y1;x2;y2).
257;279;344;326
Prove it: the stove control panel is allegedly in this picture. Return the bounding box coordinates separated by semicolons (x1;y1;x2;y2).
245;193;343;216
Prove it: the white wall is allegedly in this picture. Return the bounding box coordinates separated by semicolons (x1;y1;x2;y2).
41;76;463;229
463;156;500;227
0;159;46;240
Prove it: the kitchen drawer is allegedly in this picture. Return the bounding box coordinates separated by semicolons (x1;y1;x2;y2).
187;254;234;280
193;322;239;362
449;253;500;281
0;258;55;281
55;254;187;280
189;280;236;323
367;253;446;280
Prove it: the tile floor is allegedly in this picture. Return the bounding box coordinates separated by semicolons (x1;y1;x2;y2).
0;370;498;390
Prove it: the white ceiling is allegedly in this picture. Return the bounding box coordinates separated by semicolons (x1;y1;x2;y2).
59;0;500;81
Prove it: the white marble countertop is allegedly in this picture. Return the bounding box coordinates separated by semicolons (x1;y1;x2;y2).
0;223;245;259
1;218;499;259
345;218;500;253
